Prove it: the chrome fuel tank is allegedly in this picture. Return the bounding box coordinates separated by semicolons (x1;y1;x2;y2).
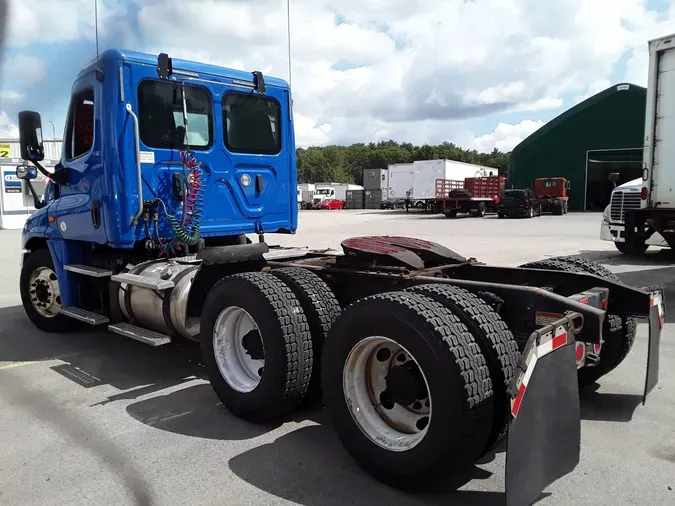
117;259;200;340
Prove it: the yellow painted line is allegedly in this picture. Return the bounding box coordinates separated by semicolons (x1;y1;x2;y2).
0;360;38;371
0;346;113;372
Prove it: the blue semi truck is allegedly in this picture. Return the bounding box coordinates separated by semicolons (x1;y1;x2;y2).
15;49;663;504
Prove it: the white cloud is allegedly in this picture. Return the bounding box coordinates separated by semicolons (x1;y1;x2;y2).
4;55;46;85
6;0;125;47
0;111;19;137
7;0;675;150
469;120;546;153
573;79;613;105
0;90;26;103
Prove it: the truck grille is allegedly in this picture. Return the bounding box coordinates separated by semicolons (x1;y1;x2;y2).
610;190;641;223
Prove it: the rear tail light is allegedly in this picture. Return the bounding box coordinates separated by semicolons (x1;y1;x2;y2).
524;199;529;205
641;187;647;200
575;342;585;364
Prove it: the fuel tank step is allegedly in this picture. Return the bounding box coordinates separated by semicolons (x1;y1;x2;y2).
110;273;175;290
64;264;113;277
108;323;172;347
60;306;109;325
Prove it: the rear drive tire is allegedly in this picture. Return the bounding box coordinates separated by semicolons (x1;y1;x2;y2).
406;284;520;455
200;272;313;422
19;248;83;333
477;202;486;217
518;257;636;387
270;267;341;402
528;207;534;218
498;213;505;219
321;291;493;489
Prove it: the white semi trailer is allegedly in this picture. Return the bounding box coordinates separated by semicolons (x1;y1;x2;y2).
625;33;675;254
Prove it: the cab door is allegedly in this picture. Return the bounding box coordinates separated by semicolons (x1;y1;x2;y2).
53;76;108;244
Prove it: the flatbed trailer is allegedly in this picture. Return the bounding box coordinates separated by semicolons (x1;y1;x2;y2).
13;50;664;505
431;176;503;217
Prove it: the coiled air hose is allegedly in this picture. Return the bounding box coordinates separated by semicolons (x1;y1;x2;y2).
157;150;205;255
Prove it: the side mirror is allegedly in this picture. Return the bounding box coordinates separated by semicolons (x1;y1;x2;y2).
565;181;571;190
608;172;620;182
18;111;45;162
16;164;37;181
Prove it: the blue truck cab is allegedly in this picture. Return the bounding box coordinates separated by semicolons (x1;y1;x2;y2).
22;49;297;252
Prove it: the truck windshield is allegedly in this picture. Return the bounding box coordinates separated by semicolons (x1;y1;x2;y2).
223;92;281;155
316;189;332;195
138;80;213;150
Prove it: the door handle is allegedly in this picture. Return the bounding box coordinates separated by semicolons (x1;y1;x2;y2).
256;174;263;193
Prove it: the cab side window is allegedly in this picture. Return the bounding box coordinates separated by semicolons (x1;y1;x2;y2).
64;88;95;161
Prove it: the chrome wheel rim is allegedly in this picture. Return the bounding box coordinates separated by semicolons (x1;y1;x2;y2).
343;336;432;452
213;306;264;393
28;266;61;318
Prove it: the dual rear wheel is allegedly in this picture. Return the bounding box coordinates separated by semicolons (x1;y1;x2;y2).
201;272;521;488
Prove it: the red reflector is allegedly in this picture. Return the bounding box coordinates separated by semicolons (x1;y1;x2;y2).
641;187;647;200
579;298;589;305
575;342;584;362
552;331;567;350
511;383;526;417
593;343;602;354
524;199;529;205
601;299;608;309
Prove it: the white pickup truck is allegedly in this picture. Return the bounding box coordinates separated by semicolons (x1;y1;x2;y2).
601;177;668;254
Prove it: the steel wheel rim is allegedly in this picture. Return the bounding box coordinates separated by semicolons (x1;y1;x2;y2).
213;306;265;393
343;336;432;452
28;266;61;318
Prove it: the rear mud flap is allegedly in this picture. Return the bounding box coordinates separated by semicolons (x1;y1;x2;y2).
644;288;664;404
505;317;581;506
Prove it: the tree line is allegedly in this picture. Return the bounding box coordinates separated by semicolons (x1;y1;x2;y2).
296;140;510;185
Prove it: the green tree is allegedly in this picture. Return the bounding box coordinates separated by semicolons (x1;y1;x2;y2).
296;139;511;184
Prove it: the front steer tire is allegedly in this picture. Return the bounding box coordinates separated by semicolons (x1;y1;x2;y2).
20;248;83;333
200;272;313;423
321;291;494;490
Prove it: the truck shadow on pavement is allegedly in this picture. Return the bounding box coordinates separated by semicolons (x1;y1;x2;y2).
579;383;644;423
227;414;517;506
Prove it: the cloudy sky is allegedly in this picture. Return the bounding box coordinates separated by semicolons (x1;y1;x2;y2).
1;0;674;153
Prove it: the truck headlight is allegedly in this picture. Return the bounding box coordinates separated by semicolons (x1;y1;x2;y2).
602;205;610;223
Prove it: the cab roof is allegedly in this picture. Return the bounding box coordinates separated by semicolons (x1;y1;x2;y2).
79;48;290;89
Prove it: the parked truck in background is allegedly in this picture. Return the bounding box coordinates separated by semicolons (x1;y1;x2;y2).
298;183;316;209
601;176;668;254
625;33;675;254
11;49;663;504
534;177;570;215
311;183;363;207
409;159;495;208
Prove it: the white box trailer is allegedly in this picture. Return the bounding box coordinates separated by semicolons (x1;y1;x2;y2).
333;183;363;202
388;163;414;200
625;33;675;253
312;183;363;203
411;159;494;201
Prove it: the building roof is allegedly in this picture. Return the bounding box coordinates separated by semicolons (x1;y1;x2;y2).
510;82;647;157
78;49;290;89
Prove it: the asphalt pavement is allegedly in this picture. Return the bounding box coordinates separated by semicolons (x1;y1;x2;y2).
1;210;674;505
